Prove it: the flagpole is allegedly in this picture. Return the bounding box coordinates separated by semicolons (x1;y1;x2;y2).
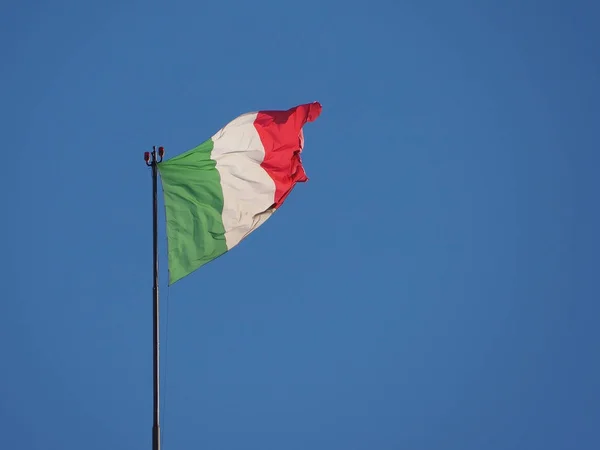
145;146;164;450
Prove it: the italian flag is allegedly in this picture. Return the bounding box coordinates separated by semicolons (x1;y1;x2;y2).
158;102;322;284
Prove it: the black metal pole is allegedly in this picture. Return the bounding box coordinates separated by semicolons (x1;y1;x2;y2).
145;147;163;450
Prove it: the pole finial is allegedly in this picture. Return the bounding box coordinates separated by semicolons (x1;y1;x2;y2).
144;147;165;166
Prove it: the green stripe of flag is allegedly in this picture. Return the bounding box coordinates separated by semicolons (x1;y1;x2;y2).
158;138;228;284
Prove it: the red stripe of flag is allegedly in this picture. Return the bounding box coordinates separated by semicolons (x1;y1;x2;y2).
254;102;322;208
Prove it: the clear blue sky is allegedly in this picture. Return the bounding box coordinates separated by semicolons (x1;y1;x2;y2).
2;1;599;449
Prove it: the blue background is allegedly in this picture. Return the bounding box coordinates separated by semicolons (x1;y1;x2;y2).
2;1;599;449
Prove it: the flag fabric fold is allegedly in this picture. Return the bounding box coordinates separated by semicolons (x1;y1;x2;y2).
157;102;322;284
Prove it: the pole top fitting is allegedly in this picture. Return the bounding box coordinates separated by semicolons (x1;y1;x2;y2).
145;146;165;166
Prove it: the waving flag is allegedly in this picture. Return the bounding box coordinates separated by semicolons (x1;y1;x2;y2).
158;102;322;284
